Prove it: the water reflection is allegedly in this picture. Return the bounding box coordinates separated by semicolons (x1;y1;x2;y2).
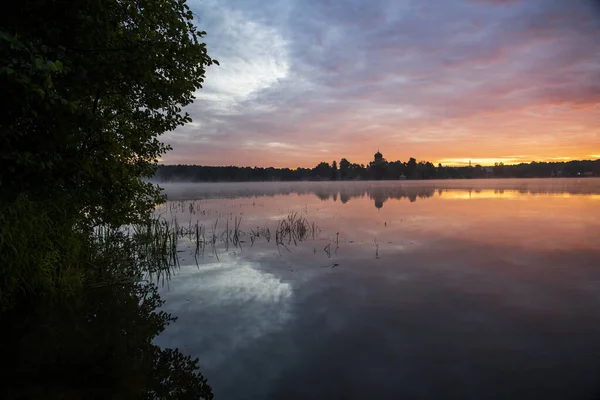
159;178;600;210
317;186;435;208
158;259;292;369
155;179;600;400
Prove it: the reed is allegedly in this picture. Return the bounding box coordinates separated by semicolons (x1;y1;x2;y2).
275;212;312;246
126;206;321;273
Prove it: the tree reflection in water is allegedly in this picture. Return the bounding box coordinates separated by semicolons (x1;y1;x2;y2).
1;254;213;399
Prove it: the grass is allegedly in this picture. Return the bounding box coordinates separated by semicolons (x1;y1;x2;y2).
249;225;271;246
0;196;85;310
0;196;183;309
0;192;357;311
128;218;180;284
139;206;320;267
0;198;215;399
275;212;316;246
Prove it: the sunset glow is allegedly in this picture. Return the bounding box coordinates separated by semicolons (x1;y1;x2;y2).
163;0;600;168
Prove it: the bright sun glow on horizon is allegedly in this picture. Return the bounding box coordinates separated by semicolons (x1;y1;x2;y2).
161;152;600;168
433;156;597;167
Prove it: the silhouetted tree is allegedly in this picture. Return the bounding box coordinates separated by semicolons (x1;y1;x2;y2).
407;158;417;179
494;162;505;177
331;160;338;180
339;158;350;180
1;0;218;397
313;162;331;179
153;158;600;182
415;161;436;179
0;0;218;225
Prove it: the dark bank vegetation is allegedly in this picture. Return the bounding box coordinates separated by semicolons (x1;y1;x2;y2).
1;0;217;398
1;217;211;399
154;158;600;182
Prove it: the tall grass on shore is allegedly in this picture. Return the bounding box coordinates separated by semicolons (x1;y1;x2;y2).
0;196;85;311
139;211;319;265
0;197;181;309
0;198;319;398
121;209;322;273
0;197;214;399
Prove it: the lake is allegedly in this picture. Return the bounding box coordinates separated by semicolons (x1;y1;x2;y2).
154;178;600;400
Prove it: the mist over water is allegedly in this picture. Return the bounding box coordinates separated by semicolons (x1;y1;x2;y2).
154;179;600;400
157;178;600;201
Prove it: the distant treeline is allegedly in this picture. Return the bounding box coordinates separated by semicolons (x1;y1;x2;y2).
154;158;600;182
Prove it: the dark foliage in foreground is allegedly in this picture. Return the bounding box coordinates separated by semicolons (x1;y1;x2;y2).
1;0;217;226
0;201;214;400
1;0;217;398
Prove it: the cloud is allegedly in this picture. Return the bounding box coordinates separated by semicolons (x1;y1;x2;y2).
181;0;290;114
469;0;522;5
162;0;600;167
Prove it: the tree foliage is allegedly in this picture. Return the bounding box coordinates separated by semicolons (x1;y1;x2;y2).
0;196;86;311
154;158;600;182
0;0;218;226
1;0;218;398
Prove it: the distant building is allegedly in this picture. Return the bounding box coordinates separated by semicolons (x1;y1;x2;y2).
374;150;384;166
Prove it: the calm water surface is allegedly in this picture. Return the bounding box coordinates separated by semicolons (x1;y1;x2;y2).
154;179;600;400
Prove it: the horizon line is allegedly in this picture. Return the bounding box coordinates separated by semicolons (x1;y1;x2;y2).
158;157;600;170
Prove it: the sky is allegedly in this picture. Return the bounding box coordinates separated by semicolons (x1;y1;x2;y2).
162;0;600;167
